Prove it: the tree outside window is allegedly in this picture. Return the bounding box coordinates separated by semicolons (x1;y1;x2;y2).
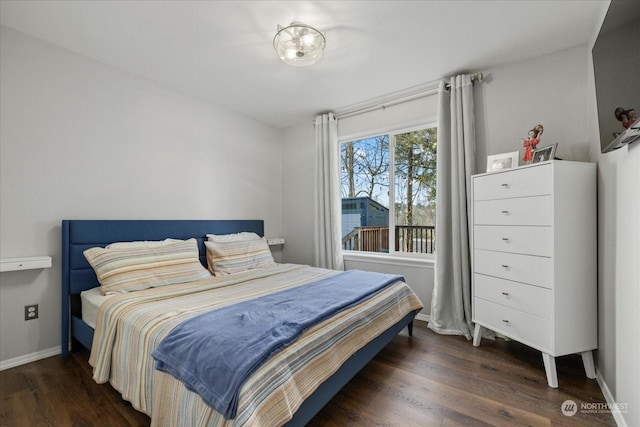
340;126;436;256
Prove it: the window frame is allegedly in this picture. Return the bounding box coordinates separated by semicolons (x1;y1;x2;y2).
338;119;437;260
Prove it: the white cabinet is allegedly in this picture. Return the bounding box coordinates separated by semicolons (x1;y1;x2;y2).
471;161;597;388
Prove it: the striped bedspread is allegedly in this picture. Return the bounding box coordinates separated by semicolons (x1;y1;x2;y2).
89;263;423;426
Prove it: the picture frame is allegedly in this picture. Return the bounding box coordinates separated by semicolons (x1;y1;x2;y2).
486;151;519;173
532;143;558;164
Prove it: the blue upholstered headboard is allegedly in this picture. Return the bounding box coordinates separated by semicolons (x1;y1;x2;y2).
61;219;264;356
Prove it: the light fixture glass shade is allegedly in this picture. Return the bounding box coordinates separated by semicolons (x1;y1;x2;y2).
273;22;326;67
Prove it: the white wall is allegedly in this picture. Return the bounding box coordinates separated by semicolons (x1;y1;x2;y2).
475;44;593;172
0;26;284;366
281;121;316;266
283;44;594;321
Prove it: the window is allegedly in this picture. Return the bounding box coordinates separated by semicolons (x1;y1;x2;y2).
340;125;437;256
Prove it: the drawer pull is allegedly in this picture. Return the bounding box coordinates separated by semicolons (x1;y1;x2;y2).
501;237;509;242
501;183;509;188
501;210;509;215
501;264;509;269
502;319;510;324
501;292;509;296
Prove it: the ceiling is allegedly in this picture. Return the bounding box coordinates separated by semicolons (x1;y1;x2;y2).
0;0;607;129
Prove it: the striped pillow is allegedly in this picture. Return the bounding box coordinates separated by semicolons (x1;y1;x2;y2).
84;238;212;295
205;238;275;276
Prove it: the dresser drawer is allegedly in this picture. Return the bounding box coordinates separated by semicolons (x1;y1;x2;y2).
474;298;551;352
474;225;552;256
474;249;553;288
473;164;551;201
474;196;551;226
474;274;552;318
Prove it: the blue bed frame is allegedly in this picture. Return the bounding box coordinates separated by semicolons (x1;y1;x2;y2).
60;219;416;426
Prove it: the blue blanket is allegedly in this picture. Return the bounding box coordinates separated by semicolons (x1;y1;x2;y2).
151;269;404;419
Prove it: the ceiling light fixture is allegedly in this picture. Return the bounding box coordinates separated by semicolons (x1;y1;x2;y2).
273;22;326;67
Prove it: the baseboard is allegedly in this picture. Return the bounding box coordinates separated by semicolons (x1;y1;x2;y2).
415;313;430;323
0;346;60;371
596;367;626;427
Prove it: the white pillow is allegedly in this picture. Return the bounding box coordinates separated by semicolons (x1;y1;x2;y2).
106;238;182;249
206;232;261;243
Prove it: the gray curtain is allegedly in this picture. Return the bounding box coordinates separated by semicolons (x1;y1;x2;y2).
428;75;476;339
314;113;344;270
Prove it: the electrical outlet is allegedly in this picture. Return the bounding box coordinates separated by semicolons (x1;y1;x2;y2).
24;304;38;321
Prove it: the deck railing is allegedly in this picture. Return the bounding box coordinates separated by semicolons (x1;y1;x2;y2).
342;225;435;254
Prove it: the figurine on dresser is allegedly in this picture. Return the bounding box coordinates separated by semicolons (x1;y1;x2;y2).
522;124;544;163
614;107;637;130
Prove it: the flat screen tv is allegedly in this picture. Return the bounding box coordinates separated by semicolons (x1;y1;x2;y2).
592;0;640;153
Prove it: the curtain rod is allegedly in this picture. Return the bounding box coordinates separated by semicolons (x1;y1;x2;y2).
445;72;484;90
334;72;484;121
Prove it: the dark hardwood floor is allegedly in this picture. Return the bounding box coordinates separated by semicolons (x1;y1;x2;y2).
0;321;615;426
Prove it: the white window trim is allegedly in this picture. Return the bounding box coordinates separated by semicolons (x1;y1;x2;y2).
343;250;435;268
339;120;438;261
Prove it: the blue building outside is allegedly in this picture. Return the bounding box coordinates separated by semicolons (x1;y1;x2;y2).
341;197;389;238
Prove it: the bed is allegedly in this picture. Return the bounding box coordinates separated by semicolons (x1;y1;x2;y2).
61;219;422;426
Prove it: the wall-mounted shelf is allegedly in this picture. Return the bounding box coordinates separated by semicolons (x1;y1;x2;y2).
0;256;52;272
266;237;285;246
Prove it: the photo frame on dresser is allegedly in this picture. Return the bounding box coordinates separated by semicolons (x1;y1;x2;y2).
486;151;519;173
532;143;558;163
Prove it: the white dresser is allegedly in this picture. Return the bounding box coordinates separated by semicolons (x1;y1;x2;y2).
471;160;597;388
